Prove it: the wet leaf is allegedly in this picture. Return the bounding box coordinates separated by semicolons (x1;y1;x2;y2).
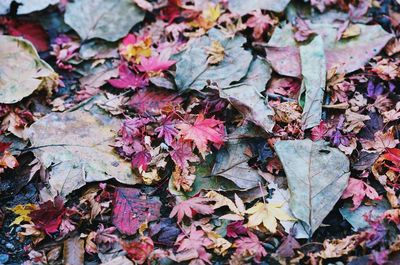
64;0;145;41
275;139;350;236
0;36;57;104
27;98;140;197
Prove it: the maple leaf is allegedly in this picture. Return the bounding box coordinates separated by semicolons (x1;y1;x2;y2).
206;191;245;220
120;117;151;144
137;55;176;75
311;121;329;141
170;140;199;169
155;116;179;146
246;10;276;39
0;151;19;173
129;88;183;116
29;196;66;235
10;204;38;226
176;114;225;155
246;202;295;233
175;226;213;264
205;40;225;65
234;232;267;263
342;178;382;210
108;63;148;90
122;236;154;265
172;165;196;192
169;197;214;223
112;187;161;235
120;34;152;63
131;150;152;172
226;221;248;238
382;148;400;173
361;128;399;152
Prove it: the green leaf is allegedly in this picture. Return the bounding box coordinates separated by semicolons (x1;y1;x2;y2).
299;36;326;129
0;36;57;104
64;0;145;42
26;96;140;198
275;139;350;236
174;29;252;91
228;0;291;15
219;58;275;132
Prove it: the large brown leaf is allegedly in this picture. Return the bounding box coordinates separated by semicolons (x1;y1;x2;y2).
275;139;350;236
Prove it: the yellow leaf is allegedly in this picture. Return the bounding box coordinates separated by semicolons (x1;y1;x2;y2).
206;191;241;215
202;4;221;24
9;204;38;226
207;231;232;256
246;202;295;233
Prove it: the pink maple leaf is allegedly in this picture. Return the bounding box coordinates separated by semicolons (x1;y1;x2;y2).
155;116;179;146
246;10;275;39
310;121;329;141
175;226;213;264
108;63;148;90
176;114;225;155
132;151;152;172
169;139;199;169
137;55;176;74
342;178;382;210
169;197;214;223
234;232;267;263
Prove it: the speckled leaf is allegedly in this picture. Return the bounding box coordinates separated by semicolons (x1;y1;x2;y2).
266;23;394;77
0;36;57;104
228;0;291;15
174;29;252;91
64;0;145;41
26;97;139;198
219;58;275;132
275;140;350;237
299;36;326;130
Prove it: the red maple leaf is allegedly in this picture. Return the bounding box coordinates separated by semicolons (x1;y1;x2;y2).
342;178;382;210
29;196;66;235
169;197;214;223
176;114;225;155
175;225;212;264
112;187;161;235
382;148;400;173
311;121;329;141
108;63;148;90
234;232;267;263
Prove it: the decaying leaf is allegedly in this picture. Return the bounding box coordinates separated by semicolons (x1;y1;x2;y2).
275;139;350;236
112;187;161;235
26;98;140;197
64;0;145;41
0;35;58;104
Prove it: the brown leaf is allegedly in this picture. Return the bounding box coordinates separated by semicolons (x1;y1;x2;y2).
63;236;84;265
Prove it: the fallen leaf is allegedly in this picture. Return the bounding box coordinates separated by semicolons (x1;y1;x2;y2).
233;231;267;263
174;28;252;91
64;0;145;41
228;0;291;15
246;202;295;233
63;236;84;265
122;237;154;265
26;98;140;197
218;58;275;132
129;88;183;115
10;204;38;226
176;114;225;155
275;139;350;236
169;197;214;223
341;178;382;210
299;35;326;129
112;187;161;235
0;35;58;104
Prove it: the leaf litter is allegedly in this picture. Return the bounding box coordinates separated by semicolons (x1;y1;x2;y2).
0;0;399;264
